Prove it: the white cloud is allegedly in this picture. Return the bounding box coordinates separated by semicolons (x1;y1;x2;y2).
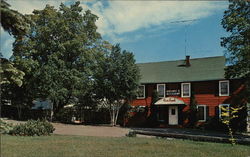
3;0;227;45
7;0;64;14
86;1;227;43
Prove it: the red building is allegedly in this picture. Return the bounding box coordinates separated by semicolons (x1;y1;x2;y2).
130;56;245;127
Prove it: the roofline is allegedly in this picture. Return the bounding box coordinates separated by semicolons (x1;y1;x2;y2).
139;78;242;84
136;56;225;64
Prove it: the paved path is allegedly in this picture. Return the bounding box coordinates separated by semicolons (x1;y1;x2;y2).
131;127;250;138
131;127;250;145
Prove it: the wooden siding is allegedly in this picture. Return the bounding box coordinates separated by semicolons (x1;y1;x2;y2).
131;79;245;118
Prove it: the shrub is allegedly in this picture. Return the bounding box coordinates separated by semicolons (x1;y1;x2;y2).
126;131;137;137
0;119;14;134
9;119;55;136
54;108;76;123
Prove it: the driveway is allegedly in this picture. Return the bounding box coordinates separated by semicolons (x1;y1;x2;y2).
53;123;130;137
3;119;130;137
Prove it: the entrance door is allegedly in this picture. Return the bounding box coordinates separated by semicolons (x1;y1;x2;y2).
168;106;178;125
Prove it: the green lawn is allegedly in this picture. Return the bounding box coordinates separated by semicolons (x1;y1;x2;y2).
1;135;249;157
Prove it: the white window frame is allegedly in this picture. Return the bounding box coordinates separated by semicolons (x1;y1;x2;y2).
219;104;230;119
181;83;191;97
219;80;229;96
157;84;166;98
137;85;145;99
197;105;207;122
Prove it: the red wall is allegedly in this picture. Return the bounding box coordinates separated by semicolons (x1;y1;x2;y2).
131;79;245;117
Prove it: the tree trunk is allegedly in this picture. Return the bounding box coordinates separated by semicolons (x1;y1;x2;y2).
114;107;119;126
111;105;115;126
17;105;22;120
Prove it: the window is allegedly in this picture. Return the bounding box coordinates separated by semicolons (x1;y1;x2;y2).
219;104;230;119
171;109;176;115
137;85;145;99
197;105;207;122
157;84;165;98
181;83;191;97
219;80;229;96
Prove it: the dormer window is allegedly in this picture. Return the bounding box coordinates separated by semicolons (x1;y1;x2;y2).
219;80;229;96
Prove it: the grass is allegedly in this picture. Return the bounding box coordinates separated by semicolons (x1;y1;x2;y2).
1;135;250;157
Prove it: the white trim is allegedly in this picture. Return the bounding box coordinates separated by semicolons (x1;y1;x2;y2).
219;104;230;119
197;105;207;122
137;85;145;99
219;80;229;96
157;84;166;98
181;83;191;97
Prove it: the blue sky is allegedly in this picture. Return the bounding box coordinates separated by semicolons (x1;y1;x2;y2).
1;1;229;63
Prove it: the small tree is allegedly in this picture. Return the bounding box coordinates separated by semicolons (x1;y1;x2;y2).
220;105;244;145
94;44;140;126
146;90;159;127
188;91;198;128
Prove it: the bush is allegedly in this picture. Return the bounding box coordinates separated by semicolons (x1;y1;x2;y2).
54;108;76;123
126;131;137;137
9;119;55;136
0;119;14;134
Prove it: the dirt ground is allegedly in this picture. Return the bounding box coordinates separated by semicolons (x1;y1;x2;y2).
52;123;130;137
3;119;131;137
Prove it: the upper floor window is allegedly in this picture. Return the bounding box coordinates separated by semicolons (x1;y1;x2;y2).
157;84;165;98
181;83;191;97
197;105;208;122
219;80;229;96
219;104;230;119
137;85;145;99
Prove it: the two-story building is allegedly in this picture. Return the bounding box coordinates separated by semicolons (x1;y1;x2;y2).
130;56;245;127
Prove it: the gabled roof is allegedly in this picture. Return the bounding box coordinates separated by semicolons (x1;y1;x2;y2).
137;56;226;83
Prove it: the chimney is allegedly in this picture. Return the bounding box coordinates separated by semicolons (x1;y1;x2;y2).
185;55;190;66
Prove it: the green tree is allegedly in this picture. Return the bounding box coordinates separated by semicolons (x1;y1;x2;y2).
221;0;249;132
0;0;28;87
0;58;24;87
0;0;29;36
94;44;140;126
146;90;159;127
11;1;102;116
188;91;198;128
221;0;250;100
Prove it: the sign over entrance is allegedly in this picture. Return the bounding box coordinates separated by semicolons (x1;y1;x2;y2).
155;97;186;105
166;89;180;96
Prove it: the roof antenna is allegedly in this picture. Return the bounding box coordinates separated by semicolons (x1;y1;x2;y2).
170;19;198;57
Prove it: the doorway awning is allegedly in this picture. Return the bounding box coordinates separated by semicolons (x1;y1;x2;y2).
155;97;186;105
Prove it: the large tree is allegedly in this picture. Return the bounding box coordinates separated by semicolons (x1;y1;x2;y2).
221;0;250;101
12;2;102;115
221;0;250;132
94;44;140;126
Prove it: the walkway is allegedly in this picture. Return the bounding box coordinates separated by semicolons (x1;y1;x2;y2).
131;127;250;145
